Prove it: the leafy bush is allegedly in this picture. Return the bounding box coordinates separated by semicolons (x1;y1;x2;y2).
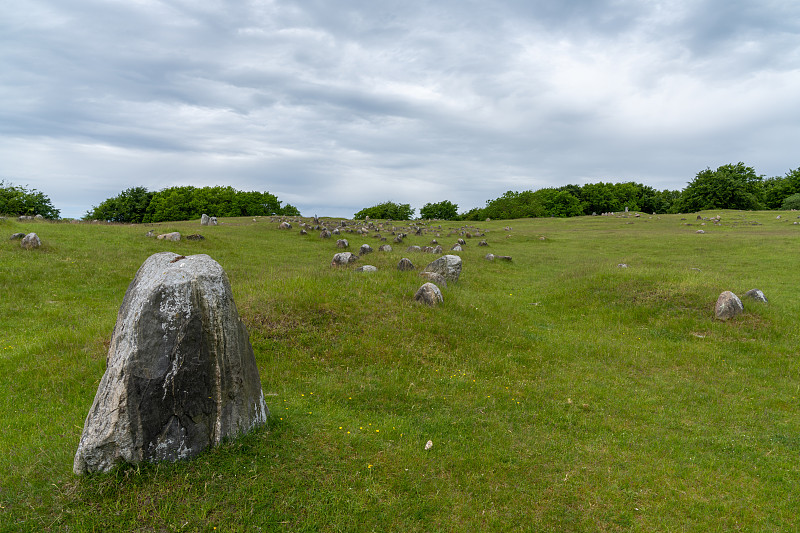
419;200;458;220
353;201;414;220
0;180;60;219
672;162;764;212
780;192;800;210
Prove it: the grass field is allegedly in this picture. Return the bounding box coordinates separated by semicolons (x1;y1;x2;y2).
1;211;798;532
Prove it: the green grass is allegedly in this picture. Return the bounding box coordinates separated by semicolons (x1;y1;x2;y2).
1;212;799;531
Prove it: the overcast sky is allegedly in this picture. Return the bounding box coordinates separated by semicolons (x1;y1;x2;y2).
2;0;799;218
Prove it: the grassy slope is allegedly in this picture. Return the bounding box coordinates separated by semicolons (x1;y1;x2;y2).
0;212;798;532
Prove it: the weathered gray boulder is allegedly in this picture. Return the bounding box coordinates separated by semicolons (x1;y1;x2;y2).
320;230;331;239
398;258;415;271
201;214;210;226
10;232;25;240
715;291;743;321
157;232;181;241
209;217;218;226
419;271;447;288
35;214;44;220
21;233;41;249
355;265;377;272
73;252;268;474
331;252;357;267
423;255;462;282
451;244;463;252
414;283;443;306
407;245;421;253
279;222;291;230
378;244;392;252
485;253;495;261
431;245;443;254
336;239;349;249
743;289;768;303
359;244;373;256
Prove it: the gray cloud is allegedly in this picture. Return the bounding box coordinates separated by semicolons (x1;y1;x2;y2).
2;0;799;218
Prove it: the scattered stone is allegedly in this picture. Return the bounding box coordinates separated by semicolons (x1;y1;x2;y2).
715;291;743;321
355;265;377;272
430;239;438;245
331;252;357;267
145;230;156;237
21;233;41;249
696;230;705;234
485;253;495;261
451;244;462;252
201;214;210;226
10;232;25;240
478;240;488;247
359;244;373;255
398;258;415;271
743;289;768;303
617;263;628;268
407;245;421;253
378;244;392;252
35;214;44;220
279;222;292;230
425;440;433;450
157;232;181;241
185;234;205;241
431;245;443;254
494;255;512;262
336;239;349;249
418;271;447;288
73;252;268;474
332;228;340;235
414;283;443;306
457;238;466;245
319;230;331;239
299;229;308;235
423;255;462;283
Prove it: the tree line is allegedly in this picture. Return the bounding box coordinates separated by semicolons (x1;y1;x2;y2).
84;186;300;223
361;163;800;221
3;162;799;221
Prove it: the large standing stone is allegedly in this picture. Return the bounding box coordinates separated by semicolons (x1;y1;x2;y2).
201;214;210;226
21;233;41;249
414;283;443;306
73;252;268;474
715;291;743;321
423;255;462;282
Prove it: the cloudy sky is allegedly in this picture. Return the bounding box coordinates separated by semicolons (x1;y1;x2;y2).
2;0;799;218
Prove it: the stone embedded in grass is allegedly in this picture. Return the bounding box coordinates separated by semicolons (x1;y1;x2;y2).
157;232;181;241
451;244;462;252
336;239;349;249
743;289;768;303
407;245;421;253
715;291;743;321
278;221;291;230
423;255;462;282
485;253;495;261
21;233;41;249
478;240;488;247
320;230;331;239
419;271;447;288
359;244;373;255
73;252;268;474
186;234;205;241
201;214;210;226
10;232;25;240
355;265;377;272
696;230;705;234
398;258;415;271
209;217;218;226
378;244;392;252
331;252;357;267
414;283;443;306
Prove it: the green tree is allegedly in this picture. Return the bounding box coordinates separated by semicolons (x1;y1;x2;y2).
763;168;800;209
353;201;414;220
0;180;60;219
419;200;459;220
780;192;800;210
672;163;764;212
535;188;583;217
85;186;153;222
280;203;301;216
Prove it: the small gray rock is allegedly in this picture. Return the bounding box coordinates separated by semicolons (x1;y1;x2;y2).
331;252;357;267
279;222;292;230
398;258;415;271
715;291;743;321
743;289;768;303
478;240;488;247
378;244;392;252
10;232;25;240
414;283;443;306
359;244;373;255
407;245;421;253
485;253;495;261
355;265;378;272
157;232;181;241
21;233;41;249
336;239;349;249
186;234;205;241
423;255;462;282
418;271;447;288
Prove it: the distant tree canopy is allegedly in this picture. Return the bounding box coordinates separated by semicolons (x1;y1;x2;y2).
353;201;414;221
0;180;60;219
419;200;459;220
672;163;764;213
763;167;800;209
85;186;298;222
